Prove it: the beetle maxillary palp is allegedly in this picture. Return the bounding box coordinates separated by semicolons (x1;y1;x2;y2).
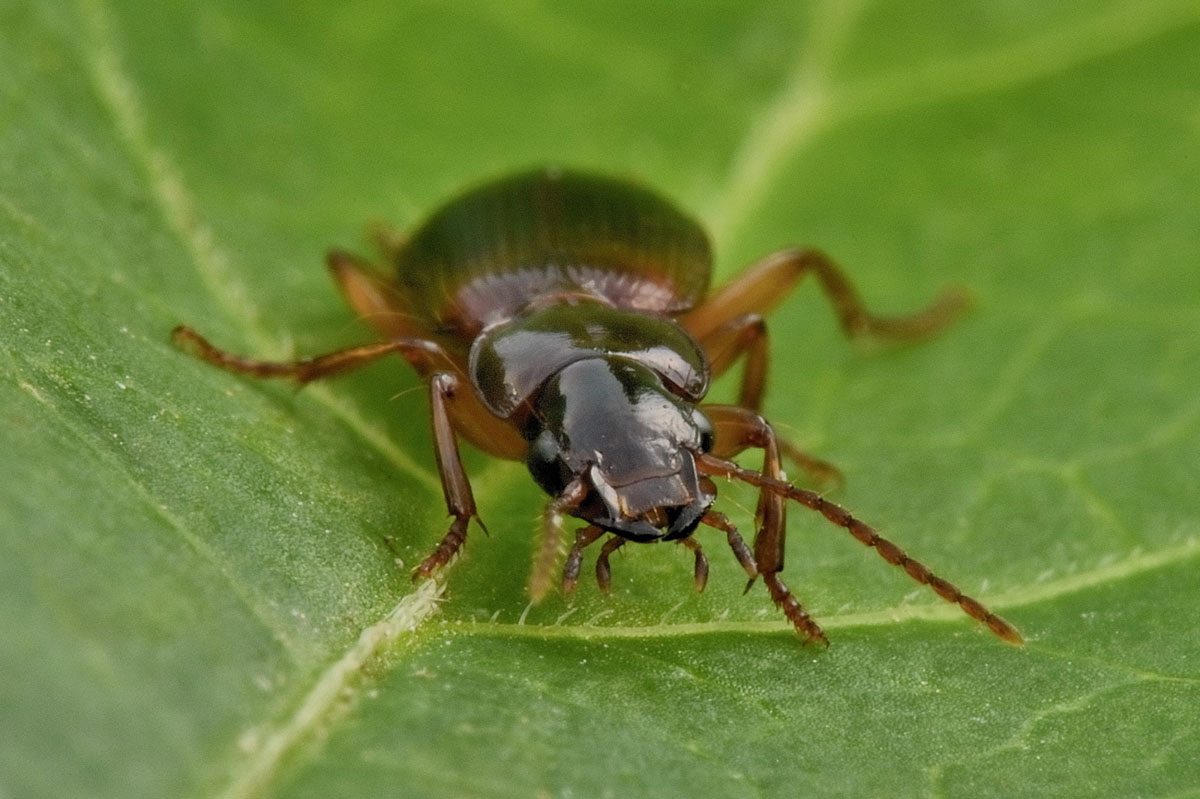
562;525;604;595
595;536;626;593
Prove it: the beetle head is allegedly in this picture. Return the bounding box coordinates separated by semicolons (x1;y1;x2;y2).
525;357;715;541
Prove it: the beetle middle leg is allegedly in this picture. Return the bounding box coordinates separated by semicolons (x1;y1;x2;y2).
680;246;969;344
172;326;452;383
695;313;843;485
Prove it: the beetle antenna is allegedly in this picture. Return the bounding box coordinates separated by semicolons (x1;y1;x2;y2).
695;453;1023;645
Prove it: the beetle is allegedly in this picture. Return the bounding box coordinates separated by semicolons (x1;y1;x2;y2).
173;167;1021;646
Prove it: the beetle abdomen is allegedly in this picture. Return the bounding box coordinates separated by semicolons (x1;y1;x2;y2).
393;169;712;335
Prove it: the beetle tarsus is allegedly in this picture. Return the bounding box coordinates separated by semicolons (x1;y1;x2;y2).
414;515;472;580
763;572;829;646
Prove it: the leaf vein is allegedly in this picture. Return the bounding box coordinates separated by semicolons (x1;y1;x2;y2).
76;0;439;490
218;580;445;799
457;537;1199;640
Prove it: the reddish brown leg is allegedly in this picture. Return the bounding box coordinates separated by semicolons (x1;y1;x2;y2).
414;372;484;579
172;327;490;580
562;525;605;595
692;316;842;485
327;249;428;342
700;510;758;583
705;405;788;578
329;251;528;461
701;510;826;644
680;247;970;343
595;536;626;594
678;537;709;592
172;326;450;383
529;477;590;601
683;248;968;484
702;313;770;411
696;452;1024;645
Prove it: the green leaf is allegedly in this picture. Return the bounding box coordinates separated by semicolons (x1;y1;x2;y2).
3;2;1199;797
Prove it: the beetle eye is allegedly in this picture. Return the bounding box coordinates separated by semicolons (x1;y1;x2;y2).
692;409;715;453
526;429;571;496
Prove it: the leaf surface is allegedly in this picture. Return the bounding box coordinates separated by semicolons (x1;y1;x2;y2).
2;2;1198;797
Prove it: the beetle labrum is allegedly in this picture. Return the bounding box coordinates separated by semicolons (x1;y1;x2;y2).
173;168;1021;646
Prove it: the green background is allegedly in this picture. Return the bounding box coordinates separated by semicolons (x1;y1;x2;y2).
3;2;1199;797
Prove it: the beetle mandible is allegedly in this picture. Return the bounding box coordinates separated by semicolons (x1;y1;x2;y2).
173;168;1021;646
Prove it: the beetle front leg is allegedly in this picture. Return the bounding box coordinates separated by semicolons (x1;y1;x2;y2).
414;372;485;579
705;405;788;577
705;405;829;644
701;507;827;645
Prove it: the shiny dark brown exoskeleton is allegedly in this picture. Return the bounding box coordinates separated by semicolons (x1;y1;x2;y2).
173;168;1021;646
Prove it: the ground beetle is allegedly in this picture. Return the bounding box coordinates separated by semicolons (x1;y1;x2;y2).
173;168;1021;646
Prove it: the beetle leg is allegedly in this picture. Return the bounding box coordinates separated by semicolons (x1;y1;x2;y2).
700;509;826;644
696;316;843;485
677;536;709;592
595;536;626;594
704;405;788;578
172;326;453;383
701;313;770;411
562;525;605;595
414;372;484;579
326;249;427;341
680;247;969;343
